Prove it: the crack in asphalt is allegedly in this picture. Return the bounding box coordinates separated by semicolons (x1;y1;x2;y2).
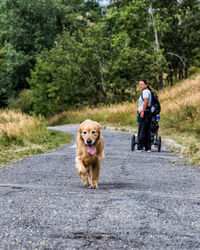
1;184;199;201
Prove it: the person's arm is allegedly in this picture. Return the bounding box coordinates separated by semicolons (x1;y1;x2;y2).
140;98;149;118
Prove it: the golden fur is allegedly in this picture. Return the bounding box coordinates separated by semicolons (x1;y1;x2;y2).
75;119;104;188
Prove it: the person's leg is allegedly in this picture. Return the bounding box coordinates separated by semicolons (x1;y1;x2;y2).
145;124;151;151
137;116;146;150
144;112;151;151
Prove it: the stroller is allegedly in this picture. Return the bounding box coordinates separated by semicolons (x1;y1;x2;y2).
131;114;161;152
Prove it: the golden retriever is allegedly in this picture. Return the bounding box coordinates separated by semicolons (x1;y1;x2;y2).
75;119;104;188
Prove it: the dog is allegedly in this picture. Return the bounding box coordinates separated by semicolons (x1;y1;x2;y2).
75;119;104;189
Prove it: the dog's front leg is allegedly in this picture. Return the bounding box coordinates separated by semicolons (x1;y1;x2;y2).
75;157;90;186
90;161;100;189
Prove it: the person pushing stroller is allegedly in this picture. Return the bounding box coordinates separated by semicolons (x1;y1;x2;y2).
137;80;152;152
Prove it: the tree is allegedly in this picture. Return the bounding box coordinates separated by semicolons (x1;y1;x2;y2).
0;0;102;105
158;0;200;84
103;0;166;90
28;18;110;116
3;0;200;112
29;0;169;116
0;42;7;107
0;0;63;94
179;0;200;78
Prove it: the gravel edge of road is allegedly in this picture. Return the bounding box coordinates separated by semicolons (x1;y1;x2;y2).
104;126;185;149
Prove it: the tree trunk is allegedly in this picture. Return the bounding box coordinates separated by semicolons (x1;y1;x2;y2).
99;58;107;101
174;67;177;82
179;63;183;80
149;2;160;54
170;70;173;86
184;66;188;79
149;2;163;88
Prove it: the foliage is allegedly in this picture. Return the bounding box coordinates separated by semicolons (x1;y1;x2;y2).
0;0;101;107
28;22;109;116
28;0;168;116
0;0;62;98
0;42;7;107
0;0;200;114
8;89;34;114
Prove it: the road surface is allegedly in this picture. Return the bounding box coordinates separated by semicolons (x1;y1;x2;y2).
0;125;199;249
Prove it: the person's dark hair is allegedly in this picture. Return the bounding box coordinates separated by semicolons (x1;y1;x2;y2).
140;79;147;85
140;79;152;91
147;86;152;91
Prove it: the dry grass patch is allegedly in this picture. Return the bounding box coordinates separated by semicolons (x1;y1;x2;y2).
48;102;138;127
0;109;72;167
0;109;40;139
159;74;200;114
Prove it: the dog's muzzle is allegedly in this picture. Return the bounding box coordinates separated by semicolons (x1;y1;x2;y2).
86;139;93;146
86;139;95;155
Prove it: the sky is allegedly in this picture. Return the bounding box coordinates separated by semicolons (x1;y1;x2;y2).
99;0;110;6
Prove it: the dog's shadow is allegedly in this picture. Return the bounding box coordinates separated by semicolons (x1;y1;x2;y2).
98;182;136;190
79;182;149;191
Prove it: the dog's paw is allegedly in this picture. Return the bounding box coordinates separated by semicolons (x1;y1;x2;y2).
78;169;86;178
90;182;98;189
83;179;90;186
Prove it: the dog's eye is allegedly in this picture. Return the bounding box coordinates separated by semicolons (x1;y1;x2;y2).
83;131;87;134
91;130;96;134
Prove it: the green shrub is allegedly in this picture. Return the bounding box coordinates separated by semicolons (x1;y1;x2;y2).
8;89;34;114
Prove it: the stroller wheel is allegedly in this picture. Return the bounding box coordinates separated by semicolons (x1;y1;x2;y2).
131;134;136;151
158;136;161;152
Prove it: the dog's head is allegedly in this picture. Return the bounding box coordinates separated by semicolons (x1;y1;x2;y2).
78;120;101;154
79;119;101;146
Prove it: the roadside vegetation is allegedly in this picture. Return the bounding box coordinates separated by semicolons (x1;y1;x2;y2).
0;109;72;167
1;1;200;117
48;74;200;165
0;1;200;166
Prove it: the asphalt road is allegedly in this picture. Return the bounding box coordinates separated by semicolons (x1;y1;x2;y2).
0;125;200;249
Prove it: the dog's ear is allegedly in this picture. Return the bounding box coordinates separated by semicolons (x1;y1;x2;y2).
93;121;100;131
94;121;100;127
99;129;103;137
78;127;82;138
99;129;103;140
95;122;103;140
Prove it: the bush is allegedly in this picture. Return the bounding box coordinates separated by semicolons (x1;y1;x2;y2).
8;89;34;114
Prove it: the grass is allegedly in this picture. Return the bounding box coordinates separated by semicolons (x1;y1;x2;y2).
159;128;200;165
48;74;200;165
0;109;72;167
48;102;138;127
2;74;199;166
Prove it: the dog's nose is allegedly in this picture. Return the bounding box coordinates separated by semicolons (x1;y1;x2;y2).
86;139;92;145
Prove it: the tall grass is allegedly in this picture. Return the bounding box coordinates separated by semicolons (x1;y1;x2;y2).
159;75;200;135
0;109;71;166
0;109;47;145
48;102;138;127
